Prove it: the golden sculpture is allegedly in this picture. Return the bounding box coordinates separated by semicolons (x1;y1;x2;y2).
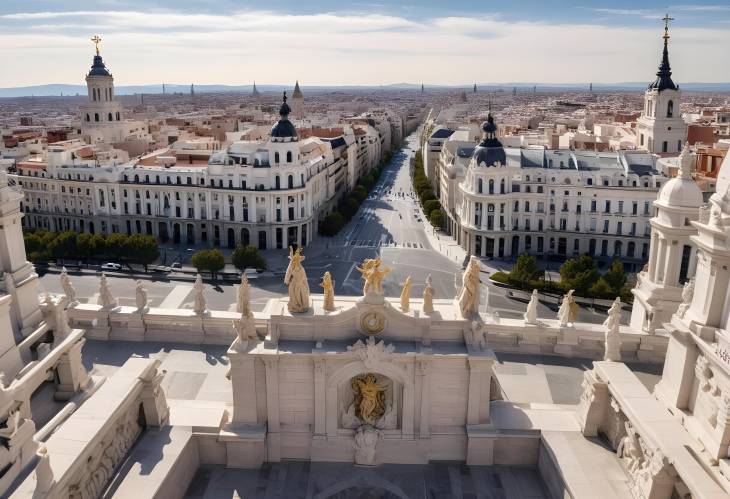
352;374;386;424
400;275;412;312
356;257;392;296
321;271;335;311
423;274;434;314
91;35;102;56
284;247;310;313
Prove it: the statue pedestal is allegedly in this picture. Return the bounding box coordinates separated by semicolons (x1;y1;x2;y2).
358;291;385;306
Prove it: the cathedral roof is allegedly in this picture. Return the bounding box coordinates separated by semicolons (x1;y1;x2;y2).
88;54;112;77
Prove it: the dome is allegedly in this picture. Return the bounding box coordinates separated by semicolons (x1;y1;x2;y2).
482;115;497;134
88;55;112;77
657;177;702;208
472;113;505;166
270;91;297;141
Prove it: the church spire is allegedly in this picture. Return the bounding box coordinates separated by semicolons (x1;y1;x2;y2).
648;14;678;92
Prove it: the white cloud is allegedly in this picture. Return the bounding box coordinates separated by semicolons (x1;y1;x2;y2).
0;9;727;86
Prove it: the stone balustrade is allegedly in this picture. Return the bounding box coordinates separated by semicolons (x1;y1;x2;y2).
11;357;169;498
577;361;729;499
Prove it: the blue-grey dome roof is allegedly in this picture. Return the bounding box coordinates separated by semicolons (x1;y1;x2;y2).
88;55;112;77
270;91;297;139
473;113;505;166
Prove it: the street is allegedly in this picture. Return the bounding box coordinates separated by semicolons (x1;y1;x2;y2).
37;130;617;324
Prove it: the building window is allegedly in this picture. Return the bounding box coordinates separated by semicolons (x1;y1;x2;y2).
662;141;668;153
287;151;293;163
477;178;483;194
288;175;294;189
667;100;673;118
275;152;280;163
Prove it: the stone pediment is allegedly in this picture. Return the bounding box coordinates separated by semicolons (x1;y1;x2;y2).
266;294;469;344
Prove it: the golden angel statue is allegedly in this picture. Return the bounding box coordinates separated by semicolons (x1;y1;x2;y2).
356;257;391;296
352;373;387;424
284;247;310;313
423;274;434;314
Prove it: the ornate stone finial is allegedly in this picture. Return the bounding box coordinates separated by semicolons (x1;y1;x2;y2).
34;443;55;494
524;289;539;325
400;275;412;313
320;271;335;312
232;314;257;343
98;273;117;308
603;297;622;361
457;256;481;318
676;278;694;319
284;247;310;313
347;336;395;370
193;274;206;315
60;267;76;303
423;275;434;314
677;142;693;180
557;289;578;327
662;13;674;41
135;281;148;312
236;275;251;316
91;34;102;56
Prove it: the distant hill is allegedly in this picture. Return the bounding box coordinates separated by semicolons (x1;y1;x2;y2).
1;81;730;98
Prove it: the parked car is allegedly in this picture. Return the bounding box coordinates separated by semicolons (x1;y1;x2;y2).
244;268;259;280
170;262;182;270
152;265;172;273
100;263;122;271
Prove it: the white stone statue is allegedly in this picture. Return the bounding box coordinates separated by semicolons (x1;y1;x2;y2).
44;295;70;341
232;315;257;343
557;289;578;327
603;297;622;362
34;443;55;496
423;275;434;314
354;425;382;466
676;278;694;319
193;274;206;315
98;273;117;308
284;247;310;313
236;275;251;316
320;271;335;311
458;256;481;318
60;267;76;304
135;281;148;312
400;275;412;313
524;289;539;325
0;409;21;439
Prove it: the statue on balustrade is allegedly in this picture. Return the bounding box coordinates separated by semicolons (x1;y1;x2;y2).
236;275;251;316
98;273;117;309
524;289;539;325
458;256;481;318
603;297;622;362
320;271;335;311
557;289;578;327
357;257;391;296
193;274;206;315
135;281;148;312
284;247;310;313
60;267;76;304
400;275;412;313
423;275;434;314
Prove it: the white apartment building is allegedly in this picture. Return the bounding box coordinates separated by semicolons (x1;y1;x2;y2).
442;116;670;271
9;47;377;251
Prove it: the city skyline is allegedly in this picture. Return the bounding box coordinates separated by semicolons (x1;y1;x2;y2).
1;2;730;88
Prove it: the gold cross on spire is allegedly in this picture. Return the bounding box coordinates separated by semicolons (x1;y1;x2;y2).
662;14;674;41
90;35;102;56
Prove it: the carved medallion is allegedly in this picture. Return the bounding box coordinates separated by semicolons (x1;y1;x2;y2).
360;311;385;334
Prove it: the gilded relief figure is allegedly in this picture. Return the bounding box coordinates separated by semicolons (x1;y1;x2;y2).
352;373;386;424
400;276;412;312
357;257;392;296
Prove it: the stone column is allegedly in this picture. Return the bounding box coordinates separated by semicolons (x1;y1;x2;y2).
54;337;89;401
229;346;258;424
417;358;431;438
263;356;281;461
664;240;680;286
466;357;493;425
313;358;326;437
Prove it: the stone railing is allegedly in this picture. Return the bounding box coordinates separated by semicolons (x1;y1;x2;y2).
68;304;268;345
11;357;169;498
577;361;730;499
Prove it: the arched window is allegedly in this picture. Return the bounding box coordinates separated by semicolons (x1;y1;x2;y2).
477;178;483;194
286;151;293;163
108;113;113;121
86;114;90;122
274;152;280;163
94;113;99;122
667;100;673;118
488;179;494;194
288;175;294;189
275;176;280;189
116;112;120;121
500;179;505;194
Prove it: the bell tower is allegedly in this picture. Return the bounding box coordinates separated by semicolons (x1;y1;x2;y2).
636;14;686;155
0;173;42;335
80;35;125;144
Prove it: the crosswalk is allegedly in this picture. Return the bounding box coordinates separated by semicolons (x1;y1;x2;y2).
343;239;426;249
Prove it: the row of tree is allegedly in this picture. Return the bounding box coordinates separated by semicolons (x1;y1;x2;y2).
492;253;632;301
319;157;388;237
24;230;161;271
190;244;268;278
412;150;445;228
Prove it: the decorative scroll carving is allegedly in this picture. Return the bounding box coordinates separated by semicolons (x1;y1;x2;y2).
347;336;395;370
360;311;385;335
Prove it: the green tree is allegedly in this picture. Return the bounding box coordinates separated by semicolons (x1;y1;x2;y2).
588;277;613;299
602;259;627;295
509;253;542;289
320;212;345;236
48;231;78;260
77;232;101;261
423;199;441;215
104;233;129;261
353;185;368;203
559;254;599;296
127;234;160;272
232;244;268;271
191;249;225;278
341;196;360;220
428;209;444;228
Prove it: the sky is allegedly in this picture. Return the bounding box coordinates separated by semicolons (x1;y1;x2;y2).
1;1;729;88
